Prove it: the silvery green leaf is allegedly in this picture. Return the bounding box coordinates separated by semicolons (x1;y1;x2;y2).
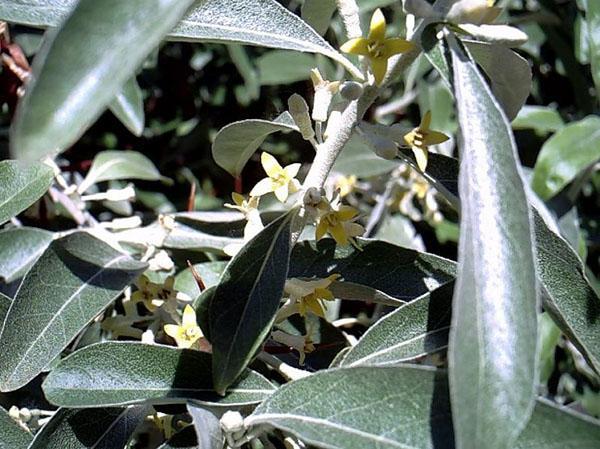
157;426;199;449
0;0;362;79
212;112;298;177
10;0;196;161
257;50;316;85
333;134;400;177
464;40;532;121
301;0;336;36
289;239;456;301
78;150;165;194
174;261;228;299
187;404;223;449
0;405;32;449
587;1;600;95
531;116;600;200
210;208;298;394
43;342;275;407
449;37;538;449
0;227;53;283
0;160;54;225
0;232;147;391
108;77;145;137
460;24;529;47
533;209;600;374
27;406;149;449
340;282;454;367
248;365;600;449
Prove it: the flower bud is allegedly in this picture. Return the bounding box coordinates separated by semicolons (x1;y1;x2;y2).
288;94;314;140
340;81;364;100
310;68;340;122
220;411;245;433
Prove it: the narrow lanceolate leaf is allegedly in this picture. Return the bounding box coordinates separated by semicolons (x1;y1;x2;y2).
449;37;538;449
0;0;362;79
247;365;600;449
533;210;600;374
340;282;454;367
210;208;298;394
78;150;165;194
43;342;275;407
0;227;53;283
0;232;147;392
158;426;200;449
108;77;145;137
0;293;10;331
289;239;456;301
27;406;149;449
170;0;362;78
588;1;600;96
0;405;32;449
301;0;336;36
212;112;298;177
532;116;600;200
187;404;224;449
11;0;196;162
464;40;532;121
247;365;454;449
0;160;54;224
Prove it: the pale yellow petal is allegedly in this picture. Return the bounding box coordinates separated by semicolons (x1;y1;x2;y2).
368;8;386;42
261;152;283;178
163;324;181;340
370;57;388;86
382;38;414;57
340;37;369;55
310;68;324;87
412;146;429;172
306;297;326;317
337;205;358;221
182;305;197;327
274;183;289;203
330;222;349;245
424;130;450;146
316;219;328;241
345;222;365;238
249;177;275;197
421;111;432;130
315;288;334;301
283;163;301;179
289;178;301;194
231;192;245;206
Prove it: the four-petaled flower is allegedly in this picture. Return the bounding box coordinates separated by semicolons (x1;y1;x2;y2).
284;274;341;318
340;8;414;86
316;202;364;246
164;305;203;349
250;152;301;203
403;111;450;172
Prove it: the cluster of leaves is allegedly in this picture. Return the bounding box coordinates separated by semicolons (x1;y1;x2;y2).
0;0;599;448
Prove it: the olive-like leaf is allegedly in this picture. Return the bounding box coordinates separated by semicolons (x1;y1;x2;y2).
78;150;165;194
187;404;223;449
108;77;145;137
533;210;600;374
532;116;600;200
212;112;298;177
10;0;196;162
448;37;538;449
463;40;532;121
27;406;149;449
0;0;362;79
340;282;454;367
289;238;456;301
0;160;54;225
247;365;600;449
158;426;200;449
0;232;147;391
210;208;298;394
587;1;600;96
43;342;275;407
301;0;336;36
0;405;32;449
0;227;53;283
512;105;564;135
0;293;10;331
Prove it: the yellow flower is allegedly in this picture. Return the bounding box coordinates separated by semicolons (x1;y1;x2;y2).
224;192;259;215
403;111;450;172
316;203;364;246
249;152;301;203
335;175;358;198
163;305;203;349
340;8;414;86
284;274;341;318
131;275;177;312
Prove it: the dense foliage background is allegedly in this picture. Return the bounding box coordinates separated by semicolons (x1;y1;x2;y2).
0;0;599;448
